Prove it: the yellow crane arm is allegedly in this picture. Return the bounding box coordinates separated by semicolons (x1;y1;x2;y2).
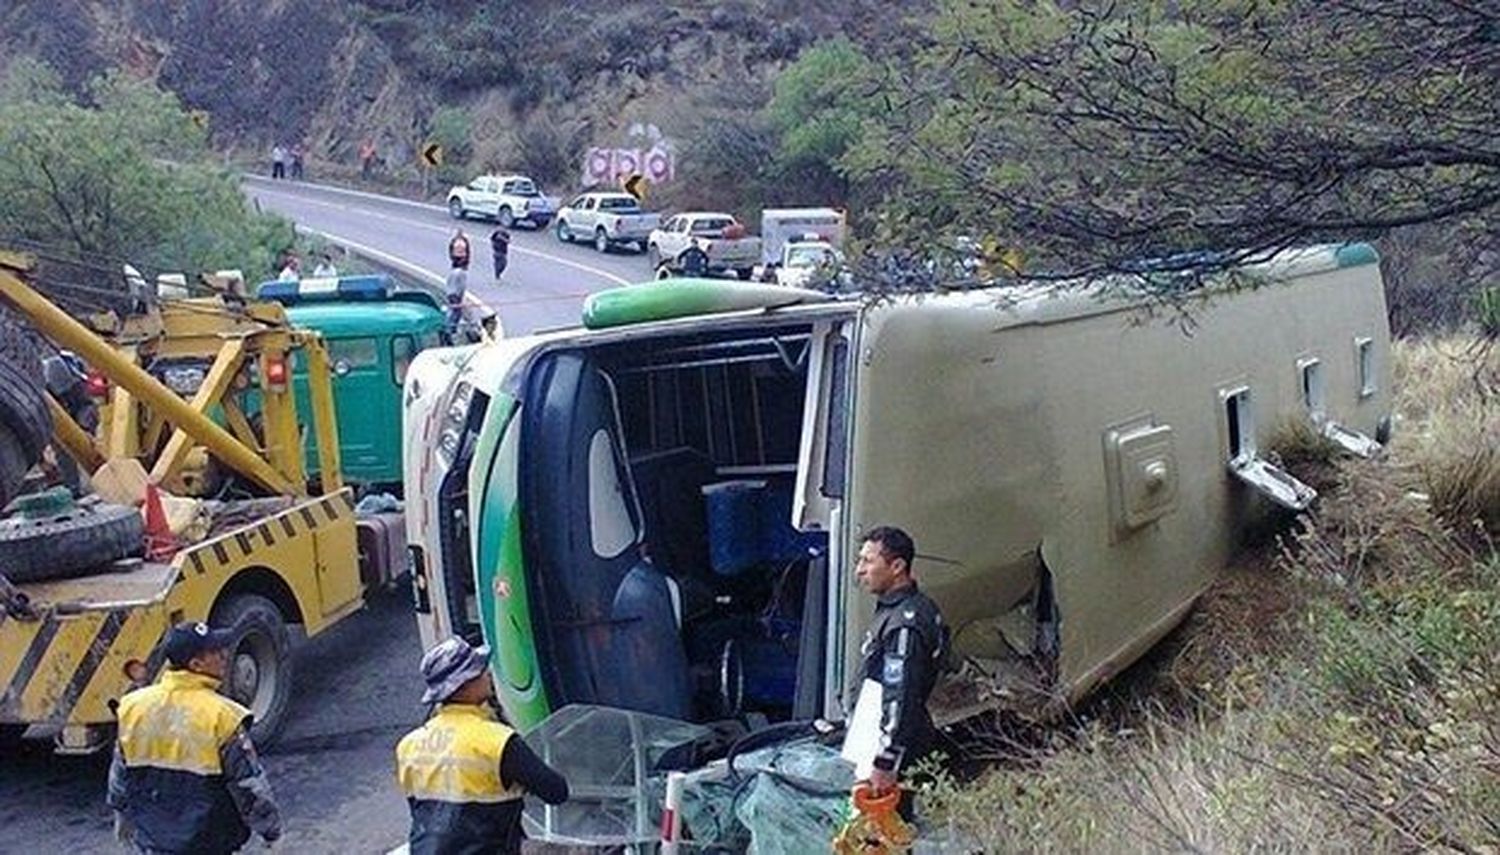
0;257;298;495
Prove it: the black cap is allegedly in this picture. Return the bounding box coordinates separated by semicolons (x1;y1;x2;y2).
163;621;234;668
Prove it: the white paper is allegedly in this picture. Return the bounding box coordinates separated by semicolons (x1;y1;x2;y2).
840;679;884;779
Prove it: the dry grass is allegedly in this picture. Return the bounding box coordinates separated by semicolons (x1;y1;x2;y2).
1389;336;1500;537
920;337;1500;853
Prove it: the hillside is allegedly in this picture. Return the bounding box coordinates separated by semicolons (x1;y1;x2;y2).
0;0;924;203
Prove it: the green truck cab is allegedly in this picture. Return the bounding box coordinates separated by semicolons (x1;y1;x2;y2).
259;275;447;491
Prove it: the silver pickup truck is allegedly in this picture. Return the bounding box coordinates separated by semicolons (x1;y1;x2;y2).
554;192;662;253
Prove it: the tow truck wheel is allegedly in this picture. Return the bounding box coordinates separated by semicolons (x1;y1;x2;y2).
0;499;145;583
0;354;51;505
213;593;293;748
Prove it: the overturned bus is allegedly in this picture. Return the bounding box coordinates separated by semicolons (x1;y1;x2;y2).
402;243;1392;739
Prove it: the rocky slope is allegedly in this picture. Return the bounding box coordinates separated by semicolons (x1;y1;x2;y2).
1;0;926;194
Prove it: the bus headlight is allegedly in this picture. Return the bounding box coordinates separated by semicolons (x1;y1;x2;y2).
436;381;474;466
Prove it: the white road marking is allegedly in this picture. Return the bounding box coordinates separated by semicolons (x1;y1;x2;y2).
248;179;633;286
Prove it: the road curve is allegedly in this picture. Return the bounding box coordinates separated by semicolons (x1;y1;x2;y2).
243;176;655;335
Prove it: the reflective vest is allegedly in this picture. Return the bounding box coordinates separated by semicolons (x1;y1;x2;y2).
115;669;252;854
397;704;525;854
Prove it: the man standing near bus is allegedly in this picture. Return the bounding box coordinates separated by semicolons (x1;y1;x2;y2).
851;526;949;812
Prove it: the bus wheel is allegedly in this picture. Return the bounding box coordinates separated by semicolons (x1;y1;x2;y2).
213;593;293;748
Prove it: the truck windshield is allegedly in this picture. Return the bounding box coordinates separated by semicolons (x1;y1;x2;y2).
786;246;835;268
691;218;735;235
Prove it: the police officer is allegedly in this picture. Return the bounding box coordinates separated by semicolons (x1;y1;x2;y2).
396;637;569;855
108;621;282;853
851;526;949;804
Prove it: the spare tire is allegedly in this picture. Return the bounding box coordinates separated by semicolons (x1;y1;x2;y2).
0;356;51;505
0;501;144;583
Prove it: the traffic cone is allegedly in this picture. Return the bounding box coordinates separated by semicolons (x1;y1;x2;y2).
143;482;178;561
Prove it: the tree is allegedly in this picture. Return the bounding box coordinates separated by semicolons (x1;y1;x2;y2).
766;39;876;206
0;66;294;281
848;0;1500;281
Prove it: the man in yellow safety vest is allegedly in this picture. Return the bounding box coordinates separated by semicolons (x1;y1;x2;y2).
396;637;569;854
108;621;282;853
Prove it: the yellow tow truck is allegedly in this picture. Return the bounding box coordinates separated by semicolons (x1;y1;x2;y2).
0;252;401;752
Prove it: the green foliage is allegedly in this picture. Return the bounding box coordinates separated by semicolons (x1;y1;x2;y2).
1477;286;1500;339
429;106;473;163
0;64;294;278
764;39;875;204
849;0;1500;280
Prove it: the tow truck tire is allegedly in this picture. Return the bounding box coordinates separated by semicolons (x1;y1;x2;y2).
0;501;145;583
0;426;32;510
0;356;51;500
213;593;293;748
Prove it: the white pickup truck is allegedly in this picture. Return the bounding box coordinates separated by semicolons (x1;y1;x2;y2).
554;192;662;254
755;208;851;290
446;174;557;228
646;212;763;279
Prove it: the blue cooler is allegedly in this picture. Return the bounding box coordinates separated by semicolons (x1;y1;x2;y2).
759;482;827;562
702;480;768;576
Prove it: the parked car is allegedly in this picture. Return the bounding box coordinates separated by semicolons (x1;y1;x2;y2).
554;192;661;253
447;174;556;228
772;239;850;291
647;213;763;279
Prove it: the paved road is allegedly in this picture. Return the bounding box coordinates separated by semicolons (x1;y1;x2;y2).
244;176;655;335
0;180;652;854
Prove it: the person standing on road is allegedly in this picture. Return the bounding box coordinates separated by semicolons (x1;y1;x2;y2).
277;254;301;282
289;142;306;181
312;252;338;278
397;637;569;855
489;225;510;284
448;230;471;271
271;143;287;180
107;621;283;854
850;526;950;815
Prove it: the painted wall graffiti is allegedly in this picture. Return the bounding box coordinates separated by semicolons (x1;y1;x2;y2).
582;123;676;187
